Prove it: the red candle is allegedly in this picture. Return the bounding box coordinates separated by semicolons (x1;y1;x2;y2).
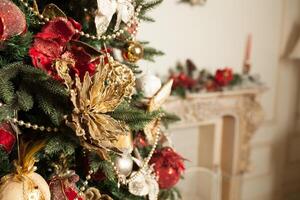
243;34;252;74
245;34;252;61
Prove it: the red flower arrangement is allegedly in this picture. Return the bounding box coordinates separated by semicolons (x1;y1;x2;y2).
29;17;97;80
170;72;197;90
214;67;233;86
150;147;185;189
168;60;241;96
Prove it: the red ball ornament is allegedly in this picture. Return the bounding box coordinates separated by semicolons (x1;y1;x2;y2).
150;147;185;189
0;123;16;153
0;0;27;40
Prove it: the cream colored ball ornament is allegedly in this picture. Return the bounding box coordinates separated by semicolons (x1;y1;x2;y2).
115;154;134;177
136;73;162;98
0;141;51;200
0;172;51;200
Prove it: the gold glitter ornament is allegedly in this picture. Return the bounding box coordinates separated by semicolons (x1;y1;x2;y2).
113;133;134;153
148;79;173;112
122;41;144;63
144;119;161;145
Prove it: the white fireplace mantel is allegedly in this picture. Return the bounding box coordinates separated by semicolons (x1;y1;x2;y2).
163;87;266;200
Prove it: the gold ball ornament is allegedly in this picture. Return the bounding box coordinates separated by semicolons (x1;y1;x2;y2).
0;172;51;200
122;41;144;63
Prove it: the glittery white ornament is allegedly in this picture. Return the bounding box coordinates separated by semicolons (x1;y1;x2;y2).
115;154;134;177
95;0;134;36
136;74;162;98
128;167;159;200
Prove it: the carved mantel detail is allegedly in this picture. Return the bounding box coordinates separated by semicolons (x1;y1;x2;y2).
236;95;264;173
163;88;265;175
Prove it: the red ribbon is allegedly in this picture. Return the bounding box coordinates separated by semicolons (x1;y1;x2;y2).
0;127;15;153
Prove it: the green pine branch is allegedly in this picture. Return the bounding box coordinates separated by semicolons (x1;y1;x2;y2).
139;15;155;22
0;62;71;126
140;0;164;14
143;46;165;62
161;112;181;128
0;33;33;64
0;149;11;177
45;135;77;157
109;101;164;131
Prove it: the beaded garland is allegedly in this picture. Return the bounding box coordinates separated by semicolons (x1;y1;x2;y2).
18;0;142;41
109;128;161;186
0;102;59;133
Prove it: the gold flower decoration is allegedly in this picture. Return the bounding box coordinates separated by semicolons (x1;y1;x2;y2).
64;58;135;157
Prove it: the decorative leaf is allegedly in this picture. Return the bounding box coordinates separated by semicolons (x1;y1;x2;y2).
42;4;67;19
69;40;103;61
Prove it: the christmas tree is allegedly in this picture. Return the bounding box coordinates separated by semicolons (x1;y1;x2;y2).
0;0;185;200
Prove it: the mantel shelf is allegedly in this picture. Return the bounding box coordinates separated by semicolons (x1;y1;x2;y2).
167;86;267;101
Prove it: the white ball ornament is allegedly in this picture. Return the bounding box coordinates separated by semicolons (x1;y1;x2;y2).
0;172;51;200
115;154;134;177
136;73;162;98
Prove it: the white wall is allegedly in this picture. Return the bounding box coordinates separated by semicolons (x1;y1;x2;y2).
138;0;300;199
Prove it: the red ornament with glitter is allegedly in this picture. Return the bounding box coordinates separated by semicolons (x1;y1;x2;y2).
150;147;185;189
0;0;27;40
49;171;84;200
0;123;16;153
214;67;233;86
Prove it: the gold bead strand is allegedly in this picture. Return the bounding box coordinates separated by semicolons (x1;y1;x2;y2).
0;102;59;132
109;128;161;185
6;116;59;132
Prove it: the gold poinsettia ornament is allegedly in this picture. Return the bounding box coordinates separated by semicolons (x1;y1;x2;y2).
59;56;135;158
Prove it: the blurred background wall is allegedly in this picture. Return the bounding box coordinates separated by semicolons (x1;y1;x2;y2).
139;0;300;199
